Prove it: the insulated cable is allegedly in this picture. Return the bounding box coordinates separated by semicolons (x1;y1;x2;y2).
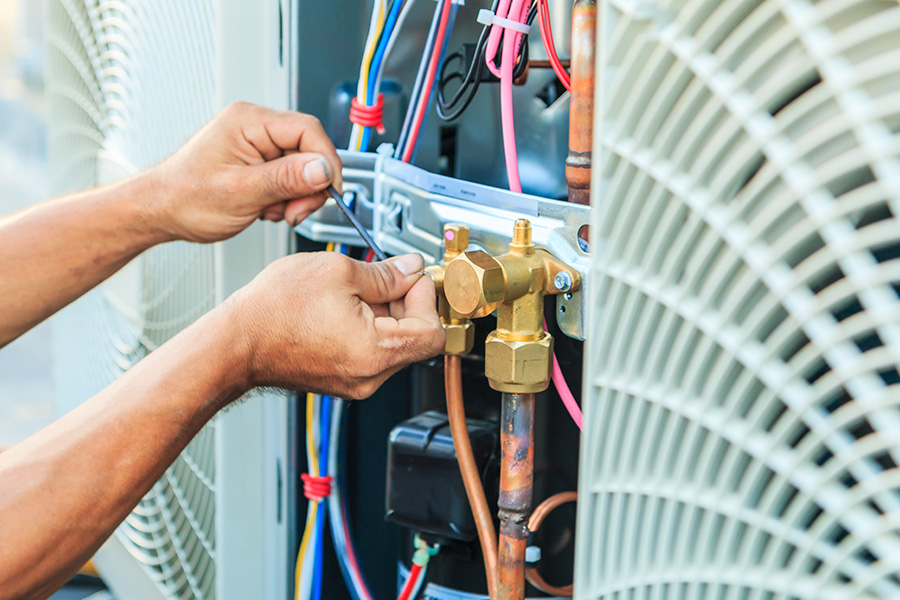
445;355;499;600
525;491;577;597
536;0;570;91
400;0;455;162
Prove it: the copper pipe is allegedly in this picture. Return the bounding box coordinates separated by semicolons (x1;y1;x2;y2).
525;491;578;597
445;355;499;600
566;0;597;207
498;392;535;600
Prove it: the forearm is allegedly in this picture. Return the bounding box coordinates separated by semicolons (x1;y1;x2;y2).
0;173;170;347
0;304;249;600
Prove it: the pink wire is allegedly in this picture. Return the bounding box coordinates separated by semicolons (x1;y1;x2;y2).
552;353;583;430
484;0;513;78
499;0;528;193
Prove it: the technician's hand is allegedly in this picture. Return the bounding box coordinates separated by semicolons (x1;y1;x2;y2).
226;252;445;399
151;101;342;243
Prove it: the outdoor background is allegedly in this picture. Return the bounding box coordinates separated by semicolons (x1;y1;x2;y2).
0;0;53;450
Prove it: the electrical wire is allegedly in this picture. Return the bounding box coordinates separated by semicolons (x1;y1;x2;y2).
536;0;570;91
295;393;321;600
445;355;498;600
311;396;333;600
396;1;444;158
360;0;406;151
401;0;454;163
351;0;387;151
552;354;582;430
436;2;534;122
328;400;375;600
397;564;423;600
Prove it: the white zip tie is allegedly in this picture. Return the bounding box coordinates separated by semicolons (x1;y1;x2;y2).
476;8;532;35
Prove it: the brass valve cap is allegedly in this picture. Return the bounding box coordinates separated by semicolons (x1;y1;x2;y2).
443;223;469;255
484;331;554;394
444;250;506;318
444;321;475;356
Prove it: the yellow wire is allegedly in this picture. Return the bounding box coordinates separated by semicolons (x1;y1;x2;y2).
295;393;321;600
355;0;387;152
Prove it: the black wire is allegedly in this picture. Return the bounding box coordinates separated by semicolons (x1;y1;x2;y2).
436;2;538;122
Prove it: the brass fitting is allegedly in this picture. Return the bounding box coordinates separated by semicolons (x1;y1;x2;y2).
443;219;580;393
425;223;475;356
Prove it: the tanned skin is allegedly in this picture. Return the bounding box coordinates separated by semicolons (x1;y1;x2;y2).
0;101;445;600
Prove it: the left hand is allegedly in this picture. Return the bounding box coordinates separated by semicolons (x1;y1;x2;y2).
149;101;343;243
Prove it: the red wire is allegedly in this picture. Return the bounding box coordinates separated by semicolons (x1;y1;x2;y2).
396;563;423;600
538;0;570;91
401;0;452;163
364;249;376;262
341;497;373;600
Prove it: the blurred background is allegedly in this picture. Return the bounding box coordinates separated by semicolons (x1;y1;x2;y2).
0;0;53;450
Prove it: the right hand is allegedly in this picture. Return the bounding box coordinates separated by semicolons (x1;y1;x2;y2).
225;252;445;399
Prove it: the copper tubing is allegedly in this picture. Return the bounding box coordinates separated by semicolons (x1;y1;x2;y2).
566;0;597;207
498;393;535;600
525;492;578;597
445;355;499;600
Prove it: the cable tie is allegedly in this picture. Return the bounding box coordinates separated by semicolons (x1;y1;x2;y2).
301;473;333;503
476;9;532;35
350;94;386;135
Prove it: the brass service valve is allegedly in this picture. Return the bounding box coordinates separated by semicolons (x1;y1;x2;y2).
425;223;475;356
443;219;580;393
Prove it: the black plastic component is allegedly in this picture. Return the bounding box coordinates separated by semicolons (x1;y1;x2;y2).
386;411;498;542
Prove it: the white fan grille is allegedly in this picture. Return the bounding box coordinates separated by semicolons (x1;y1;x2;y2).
577;1;900;599
47;1;218;598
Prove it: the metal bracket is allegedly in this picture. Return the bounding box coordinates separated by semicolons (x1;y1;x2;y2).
295;150;591;340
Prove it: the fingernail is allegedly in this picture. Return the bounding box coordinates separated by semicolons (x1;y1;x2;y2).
391;253;424;276
303;157;331;188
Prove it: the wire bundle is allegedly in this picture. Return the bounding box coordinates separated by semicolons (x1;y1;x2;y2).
395;0;458;162
350;0;419;152
535;0;570;90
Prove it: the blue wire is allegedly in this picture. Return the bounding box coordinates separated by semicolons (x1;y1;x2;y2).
312;396;333;600
360;0;405;151
396;0;443;158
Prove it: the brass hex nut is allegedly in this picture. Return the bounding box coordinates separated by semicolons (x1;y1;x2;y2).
444;321;474;356
444;251;506;318
484;332;554;393
443;223;470;255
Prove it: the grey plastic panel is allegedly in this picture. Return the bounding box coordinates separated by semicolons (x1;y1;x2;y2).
575;1;900;599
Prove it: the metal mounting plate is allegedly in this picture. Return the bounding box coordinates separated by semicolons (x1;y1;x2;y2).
295;151;592;340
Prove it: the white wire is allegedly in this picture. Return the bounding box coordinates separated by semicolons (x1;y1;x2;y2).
327;400;373;600
351;0;388;150
373;0;419;104
408;562;429;600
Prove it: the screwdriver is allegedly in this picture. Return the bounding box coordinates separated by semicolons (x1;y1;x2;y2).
327;185;388;262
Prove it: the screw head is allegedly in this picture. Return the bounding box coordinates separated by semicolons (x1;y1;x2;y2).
554;271;573;292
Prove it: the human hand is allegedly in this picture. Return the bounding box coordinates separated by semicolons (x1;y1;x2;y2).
225;252;445;399
149;101;342;243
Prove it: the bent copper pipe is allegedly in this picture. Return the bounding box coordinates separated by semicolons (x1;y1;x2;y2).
497;392;535;600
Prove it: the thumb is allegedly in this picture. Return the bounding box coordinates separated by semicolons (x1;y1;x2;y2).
352;254;425;305
256;152;335;201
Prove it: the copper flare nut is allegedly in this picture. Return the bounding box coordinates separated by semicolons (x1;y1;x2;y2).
444;321;475;356
485;332;554;394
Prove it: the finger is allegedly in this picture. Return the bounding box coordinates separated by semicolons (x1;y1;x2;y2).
349;254;425;305
257;152;335;203
262;202;287;222
373;278;444;366
256;107;343;192
370;303;391;319
284;193;328;226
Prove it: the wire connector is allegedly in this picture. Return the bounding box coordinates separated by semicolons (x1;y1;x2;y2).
412;534;441;567
301;473;333;503
476;9;532;35
350;94;386;134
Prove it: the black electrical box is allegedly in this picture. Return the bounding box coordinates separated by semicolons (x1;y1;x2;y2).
385;411;498;542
